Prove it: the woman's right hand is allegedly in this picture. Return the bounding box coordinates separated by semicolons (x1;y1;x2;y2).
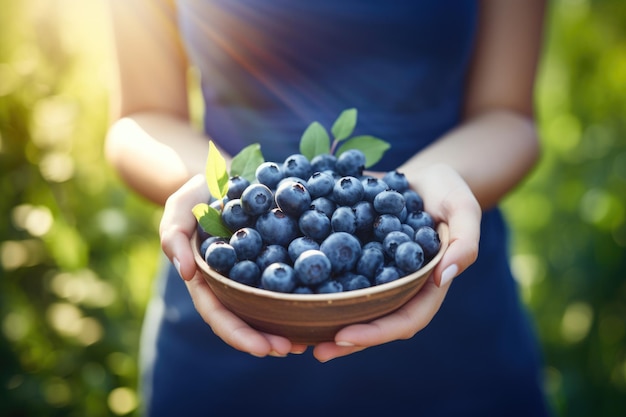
159;174;308;357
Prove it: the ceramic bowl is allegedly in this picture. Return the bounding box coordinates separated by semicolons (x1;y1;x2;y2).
192;222;449;345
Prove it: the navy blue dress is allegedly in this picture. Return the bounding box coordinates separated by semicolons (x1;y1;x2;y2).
139;1;551;415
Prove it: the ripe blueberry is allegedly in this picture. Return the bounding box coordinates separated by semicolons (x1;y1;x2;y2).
261;262;297;293
228;260;261;287
288;236;320;262
255;208;299;247
332;176;364;206
241;183;274;216
229;227;263;261
331;206;357;234
205;241;237;274
283;153;312;179
394;241;425;273
222;199;256;231
320;232;362;274
414;226;441;261
382;170;409;192
336;149;366;177
255;162;284;189
373;190;406;216
294;249;332;286
298;209;331;242
227;175;250;200
275;180;312;217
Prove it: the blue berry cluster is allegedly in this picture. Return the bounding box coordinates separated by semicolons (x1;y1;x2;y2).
199;149;441;294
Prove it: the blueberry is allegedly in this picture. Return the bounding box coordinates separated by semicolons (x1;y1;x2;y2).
294;249;332;286
372;214;403;242
310;154;337;173
241;183;274;216
298;209;331;242
200;236;227;259
373;190;406;216
255;245;290;271
353;200;376;234
414;226;441;261
332;176;364;206
261;262;297;293
356;247;385;279
204;241;237;274
306;171;335;199
394;241;425;273
362;240;384;252
320;232;362;274
226;175;250;200
255;162;284;189
398;205;408;223
275;180;311;217
375;266;402;285
342;274;371;291
404;210;435;231
403;190;424;213
336;149;366;177
283;153;312;180
361;177;389;202
222;199;256;231
255;208;299;247
277;176;308;190
228;260;261;287
383;170;409;192
310;197;336;219
316;280;343;294
401;223;416;238
331;206;357;234
229;227;263;261
288;236;320;262
293;286;314;294
382;230;412;259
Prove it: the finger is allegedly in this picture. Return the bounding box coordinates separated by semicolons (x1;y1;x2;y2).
160;174;209;280
433;187;481;287
313;343;366;362
185;272;273;357
259;333;300;357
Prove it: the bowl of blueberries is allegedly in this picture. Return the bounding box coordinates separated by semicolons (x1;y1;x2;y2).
191;148;449;345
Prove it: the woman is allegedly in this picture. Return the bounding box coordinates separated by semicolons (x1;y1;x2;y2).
105;1;551;415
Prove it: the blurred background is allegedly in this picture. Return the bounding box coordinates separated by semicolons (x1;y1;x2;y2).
1;0;625;416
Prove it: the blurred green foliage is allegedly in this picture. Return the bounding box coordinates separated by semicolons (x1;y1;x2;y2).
0;0;624;416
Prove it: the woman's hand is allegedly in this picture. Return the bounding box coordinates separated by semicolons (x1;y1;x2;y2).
312;163;481;362
159;174;308;357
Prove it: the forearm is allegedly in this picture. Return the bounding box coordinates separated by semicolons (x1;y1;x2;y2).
399;109;540;210
105;111;213;206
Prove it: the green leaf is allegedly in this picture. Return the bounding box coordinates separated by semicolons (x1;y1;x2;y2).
300;121;331;160
192;203;233;238
230;143;265;183
205;141;229;200
331;108;358;142
336;135;391;168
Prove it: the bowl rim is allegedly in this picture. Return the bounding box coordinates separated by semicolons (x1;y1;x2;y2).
192;222;449;302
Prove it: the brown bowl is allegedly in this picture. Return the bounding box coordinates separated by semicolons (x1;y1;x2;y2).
192;222;449;345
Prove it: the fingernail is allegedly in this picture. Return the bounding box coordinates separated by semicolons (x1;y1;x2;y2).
336;341;355;347
173;257;182;277
269;350;287;358
440;264;458;287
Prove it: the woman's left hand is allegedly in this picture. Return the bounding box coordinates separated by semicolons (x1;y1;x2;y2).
312;164;481;362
